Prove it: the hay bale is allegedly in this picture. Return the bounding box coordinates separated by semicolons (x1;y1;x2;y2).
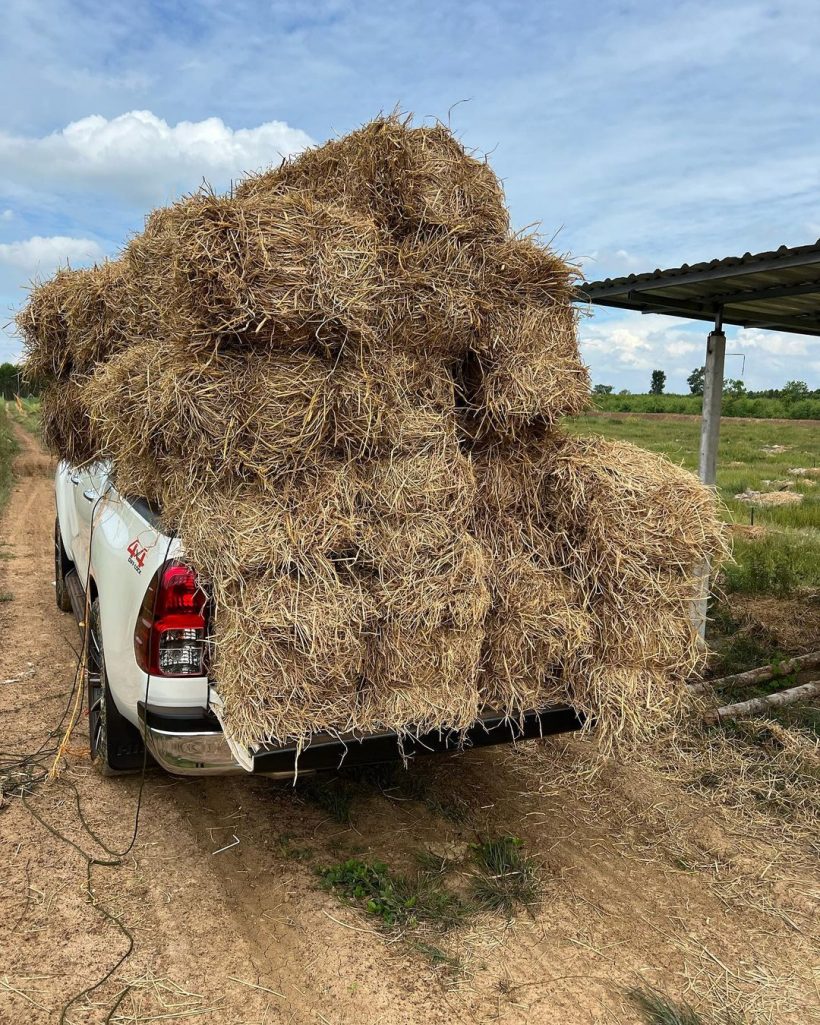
471;425;566;524
328;349;458;456
482;555;593;715
468;303;591;434
472;430;728;746
237;114;509;240
125;192;385;351
211;571;374;747
381;234;493;357
546;435;731;583
86;342;460;490
16;270;80;380
162;468;358;581
350;518;491;631
85;342;334;483
361;624;485;734
355;447;476;521
39;378;98;465
62;261;135;372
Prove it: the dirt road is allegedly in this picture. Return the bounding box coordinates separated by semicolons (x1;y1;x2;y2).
1;425;817;1025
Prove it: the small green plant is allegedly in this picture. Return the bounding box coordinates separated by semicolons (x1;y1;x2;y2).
0;405;17;516
629;988;706;1025
470;836;540;915
0;591;13;602
722;537;807;597
321;858;466;930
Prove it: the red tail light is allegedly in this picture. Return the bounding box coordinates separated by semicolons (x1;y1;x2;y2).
135;561;208;677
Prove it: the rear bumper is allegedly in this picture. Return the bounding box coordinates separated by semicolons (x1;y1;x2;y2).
137;702;585;778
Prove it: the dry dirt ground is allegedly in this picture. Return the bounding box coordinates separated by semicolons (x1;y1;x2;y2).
1;425;817;1025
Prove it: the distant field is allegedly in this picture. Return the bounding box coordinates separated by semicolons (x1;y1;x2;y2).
592;392;820;419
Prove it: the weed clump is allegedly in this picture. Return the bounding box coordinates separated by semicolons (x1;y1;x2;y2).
320;858;466;930
470;835;541;916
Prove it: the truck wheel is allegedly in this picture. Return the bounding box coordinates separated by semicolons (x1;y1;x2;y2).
54;518;73;613
86;599;146;775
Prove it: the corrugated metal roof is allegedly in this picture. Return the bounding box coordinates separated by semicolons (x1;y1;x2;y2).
575;241;820;336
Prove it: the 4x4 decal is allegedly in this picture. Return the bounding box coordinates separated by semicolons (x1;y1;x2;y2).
126;538;148;573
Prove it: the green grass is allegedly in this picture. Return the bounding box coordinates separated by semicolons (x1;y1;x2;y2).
593;392;820;419
321;836;540;934
469;836;541;916
320;858;467;930
629;988;709;1025
722;533;820;595
0;404;18;516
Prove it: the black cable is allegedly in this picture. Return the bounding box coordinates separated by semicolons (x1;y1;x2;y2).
17;478;176;1022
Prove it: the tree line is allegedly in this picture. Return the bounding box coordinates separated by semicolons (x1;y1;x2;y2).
593;368;819;402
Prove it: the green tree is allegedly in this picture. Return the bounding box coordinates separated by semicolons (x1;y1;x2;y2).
687;366;705;396
0;363;22;400
724;378;746;397
781;380;809;402
592;383;613;395
650;370;666;395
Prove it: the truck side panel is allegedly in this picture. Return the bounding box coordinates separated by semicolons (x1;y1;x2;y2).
86;490;210;729
54;463;79;562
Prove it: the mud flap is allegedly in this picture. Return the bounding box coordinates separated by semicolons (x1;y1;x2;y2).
208;692;255;773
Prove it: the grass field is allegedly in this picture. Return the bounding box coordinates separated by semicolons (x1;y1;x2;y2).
592;392;820;419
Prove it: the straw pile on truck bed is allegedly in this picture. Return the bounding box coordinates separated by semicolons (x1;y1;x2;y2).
17;114;728;751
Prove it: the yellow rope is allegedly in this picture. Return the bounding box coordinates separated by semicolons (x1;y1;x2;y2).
48;585;92;781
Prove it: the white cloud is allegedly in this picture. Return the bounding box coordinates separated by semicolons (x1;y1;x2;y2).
1;209;13;221
580;308;819;392
735;328;810;357
0;235;105;275
0;111;314;204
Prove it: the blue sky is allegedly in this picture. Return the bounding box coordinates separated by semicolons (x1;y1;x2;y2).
1;0;819;391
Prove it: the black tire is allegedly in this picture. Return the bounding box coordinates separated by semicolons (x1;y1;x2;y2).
86;598;146;775
54;518;73;613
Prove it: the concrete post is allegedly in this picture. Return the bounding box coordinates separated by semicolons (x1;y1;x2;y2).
699;329;726;486
693;325;726;642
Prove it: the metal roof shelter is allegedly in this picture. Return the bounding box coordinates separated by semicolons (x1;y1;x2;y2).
575;240;820;637
576;241;820;338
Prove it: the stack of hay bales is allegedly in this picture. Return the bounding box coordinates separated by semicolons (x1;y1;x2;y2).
17;114;728;751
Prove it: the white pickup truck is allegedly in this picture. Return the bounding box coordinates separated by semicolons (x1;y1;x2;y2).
55;461;584;778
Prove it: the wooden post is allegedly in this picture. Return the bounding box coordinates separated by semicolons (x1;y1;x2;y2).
693;317;726;642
